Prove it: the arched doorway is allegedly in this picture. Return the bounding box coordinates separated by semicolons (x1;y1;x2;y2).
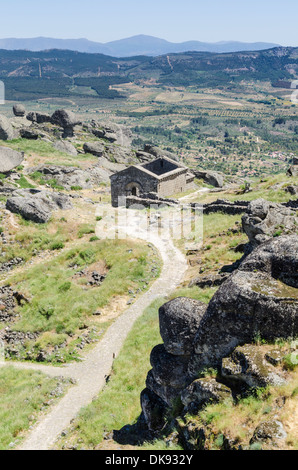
125;182;142;197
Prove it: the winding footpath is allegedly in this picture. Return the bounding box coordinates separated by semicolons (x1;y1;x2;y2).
1;206;188;450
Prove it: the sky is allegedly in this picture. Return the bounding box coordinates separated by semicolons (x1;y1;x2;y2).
0;0;297;46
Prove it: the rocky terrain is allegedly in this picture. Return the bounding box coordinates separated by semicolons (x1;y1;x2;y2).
140;201;298;449
0;105;168;223
0;104;250;225
0;105;168;367
0;101;297;451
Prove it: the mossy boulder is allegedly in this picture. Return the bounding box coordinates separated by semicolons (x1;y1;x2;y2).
250;420;287;447
221;344;287;390
189;236;298;375
181;377;232;407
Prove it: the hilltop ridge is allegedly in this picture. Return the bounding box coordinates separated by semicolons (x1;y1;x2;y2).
0;35;280;57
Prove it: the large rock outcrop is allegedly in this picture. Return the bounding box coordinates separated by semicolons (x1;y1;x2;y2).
13;104;26;117
87;120;133;147
144;145;179;162
19;128;39;140
141;298;207;430
159;297;207;356
0;115;14;141
0;147;24;173
83;141;105;158
26;164;111;189
189;235;298;374
51;109;81;138
141;235;298;431
242;198;297;248
53;140;78;156
6;188;72;223
146;349;190;407
193;169;224;188
27;111;52;124
84;141;136;165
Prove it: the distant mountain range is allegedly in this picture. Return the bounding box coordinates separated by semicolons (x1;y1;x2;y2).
0;35;281;57
1;46;297;102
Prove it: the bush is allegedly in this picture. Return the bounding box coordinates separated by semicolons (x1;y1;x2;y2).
78;224;95;239
50;241;65;251
58;281;72;292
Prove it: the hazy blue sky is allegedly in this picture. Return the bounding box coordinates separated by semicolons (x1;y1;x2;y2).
1;0;297;45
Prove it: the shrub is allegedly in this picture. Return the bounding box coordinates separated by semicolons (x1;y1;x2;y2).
78;224;95;239
58;281;72;292
48;179;64;191
283;353;298;371
50;241;65;251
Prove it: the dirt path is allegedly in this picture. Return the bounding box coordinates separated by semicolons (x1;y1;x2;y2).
6;207;187;450
179;187;210;203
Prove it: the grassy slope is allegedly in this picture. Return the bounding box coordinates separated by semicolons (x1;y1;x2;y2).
6;138;99;168
194;173;297;205
4;239;160;364
0;366;71;450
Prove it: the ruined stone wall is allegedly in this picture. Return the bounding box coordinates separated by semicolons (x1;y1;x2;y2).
158;170;188;197
110;167;158;207
143;158;179;176
125;196;177;209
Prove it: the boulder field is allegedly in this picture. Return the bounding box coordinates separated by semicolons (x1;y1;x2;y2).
141;234;298;433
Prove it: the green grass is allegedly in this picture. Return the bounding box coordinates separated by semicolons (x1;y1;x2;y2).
203;213;242;238
57;297;164;449
56;286;214;450
169;286;217;304
195;173;296;205
17;175;35;189
0;366;70;450
5;138;98;167
0;220;68;266
192;212;247;274
77;224;95;239
6;239;161;363
7;139;68;158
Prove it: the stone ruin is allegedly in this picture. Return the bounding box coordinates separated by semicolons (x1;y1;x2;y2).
110;156;195;207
